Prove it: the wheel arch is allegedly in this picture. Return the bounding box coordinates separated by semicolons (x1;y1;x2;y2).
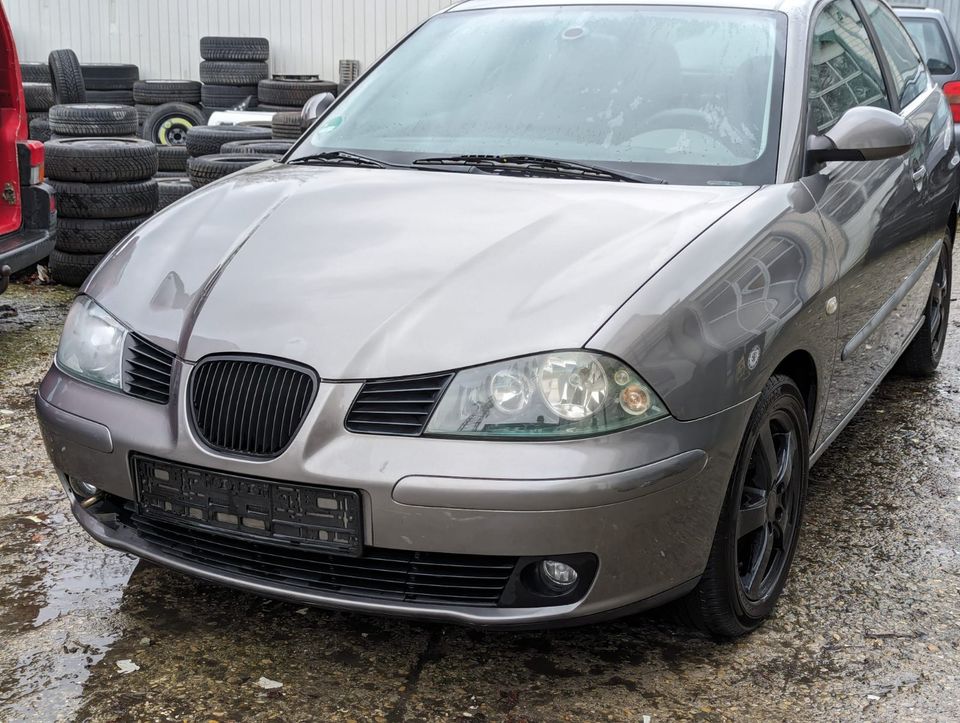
771;349;818;432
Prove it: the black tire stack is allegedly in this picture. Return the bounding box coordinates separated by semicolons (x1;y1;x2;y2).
199;37;269;115
80;63;139;104
24;80;54;141
45;138;159;286
185;124;273;189
134;80;206;145
271;111;308;141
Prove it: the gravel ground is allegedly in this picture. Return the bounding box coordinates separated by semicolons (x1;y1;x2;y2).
0;278;958;722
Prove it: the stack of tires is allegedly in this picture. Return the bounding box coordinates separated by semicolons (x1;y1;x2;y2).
271;111;308;141
185;124;274;191
133;80;206;145
24;80;54;141
199;37;269;115
45;138;159;286
80;63;139;105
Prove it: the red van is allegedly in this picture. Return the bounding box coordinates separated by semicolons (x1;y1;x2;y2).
0;3;55;295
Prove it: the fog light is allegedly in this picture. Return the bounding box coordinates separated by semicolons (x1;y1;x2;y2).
68;476;99;499
540;560;578;592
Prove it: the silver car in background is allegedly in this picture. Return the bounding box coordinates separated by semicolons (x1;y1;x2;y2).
38;0;957;637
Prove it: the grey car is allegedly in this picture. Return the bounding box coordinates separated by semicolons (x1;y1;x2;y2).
37;0;957;637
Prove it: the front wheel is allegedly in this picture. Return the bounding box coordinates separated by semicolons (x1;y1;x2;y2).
896;237;952;377
677;375;809;638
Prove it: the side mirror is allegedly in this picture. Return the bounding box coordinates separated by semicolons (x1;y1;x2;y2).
807;106;915;167
301;92;336;125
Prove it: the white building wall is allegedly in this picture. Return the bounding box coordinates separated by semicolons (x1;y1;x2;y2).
6;0;458;82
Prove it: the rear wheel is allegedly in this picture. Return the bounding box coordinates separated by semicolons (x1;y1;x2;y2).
678;375;809;638
896;238;952;377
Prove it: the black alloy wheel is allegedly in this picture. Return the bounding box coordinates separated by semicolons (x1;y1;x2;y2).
678;374;809;638
897;231;953;377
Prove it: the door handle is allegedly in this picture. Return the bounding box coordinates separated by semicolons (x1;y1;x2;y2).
911;164;927;191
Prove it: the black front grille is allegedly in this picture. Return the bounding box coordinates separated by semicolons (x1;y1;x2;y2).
124;509;517;607
190;356;316;458
124;335;176;404
345;372;454;436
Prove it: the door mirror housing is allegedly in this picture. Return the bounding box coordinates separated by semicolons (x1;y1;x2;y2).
301;92;336;125
807;106;916;168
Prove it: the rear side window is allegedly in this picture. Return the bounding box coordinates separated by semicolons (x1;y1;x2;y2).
808;0;890;133
902;17;955;75
862;0;928;106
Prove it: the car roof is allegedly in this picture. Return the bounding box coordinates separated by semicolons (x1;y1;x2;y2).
449;0;818;13
892;6;948;20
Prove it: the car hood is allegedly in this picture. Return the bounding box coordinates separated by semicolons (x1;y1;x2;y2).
86;163;755;379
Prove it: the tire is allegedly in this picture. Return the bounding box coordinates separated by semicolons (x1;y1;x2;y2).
24;82;54;112
133;80;202;105
48;179;159;219
27;111;48;123
185;124;272;157
188;153;274;188
257;79;337;107
220;139;293;156
48;49;87;105
676;375;809;638
48;249;104;287
141;103;207;146
28;117;52;142
271;111;304;140
48;104;139;137
896;237;953;376
199;61;269;86
200;36;269;62
80;63;139;91
56;216;150;254
22;61;51;83
157;144;189;172
201;84;258;108
158;177;194;209
255;103;302;113
45;138;158;182
86;89;136;104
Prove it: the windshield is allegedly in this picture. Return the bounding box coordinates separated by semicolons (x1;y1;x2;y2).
291;6;787;185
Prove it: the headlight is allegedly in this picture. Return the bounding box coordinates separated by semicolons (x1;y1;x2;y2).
425;351;668;439
56;296;128;390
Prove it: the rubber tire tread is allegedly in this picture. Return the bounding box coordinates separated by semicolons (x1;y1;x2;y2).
56;216;150;254
79;63;139;90
188;153;274;187
48;104;138;136
157;144;189;172
185;125;272;157
21;62;51;83
199;61;269;86
86;89;135;104
134;80;202;104
201;84;258;108
48;179;159;219
674;374;809;639
49;249;104;287
45;138;158;182
199;36;269;62
158;178;194;209
48;49;87;105
24;82;54;111
220;139;293;155
257;79;337;107
28;117;52;141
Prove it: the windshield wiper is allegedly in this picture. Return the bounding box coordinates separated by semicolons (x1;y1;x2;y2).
287;151;387;169
412;154;666;184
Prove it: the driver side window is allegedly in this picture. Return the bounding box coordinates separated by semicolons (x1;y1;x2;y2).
808;0;890;133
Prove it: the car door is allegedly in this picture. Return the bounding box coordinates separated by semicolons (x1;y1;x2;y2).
808;0;940;441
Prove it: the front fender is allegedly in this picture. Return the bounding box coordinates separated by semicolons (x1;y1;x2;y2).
589;183;839;429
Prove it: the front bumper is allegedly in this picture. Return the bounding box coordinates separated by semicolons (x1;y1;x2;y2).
36;363;754;627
